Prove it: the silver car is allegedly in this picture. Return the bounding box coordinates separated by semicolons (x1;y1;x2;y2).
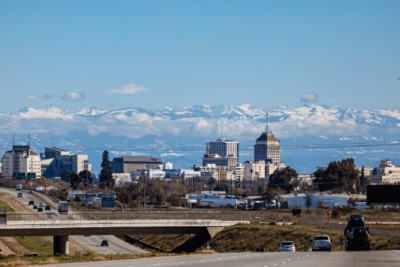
311;235;331;251
279;241;296;252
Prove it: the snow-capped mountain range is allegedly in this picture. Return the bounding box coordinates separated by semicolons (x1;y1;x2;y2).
1;104;400;174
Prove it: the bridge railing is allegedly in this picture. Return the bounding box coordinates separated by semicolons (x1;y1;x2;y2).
6;212;251;223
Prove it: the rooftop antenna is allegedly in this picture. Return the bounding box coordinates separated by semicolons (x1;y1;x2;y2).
28;134;30;146
221;121;223;139
13;134;15;152
265;112;271;134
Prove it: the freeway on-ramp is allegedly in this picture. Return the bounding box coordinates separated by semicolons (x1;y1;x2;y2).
0;186;148;255
43;250;400;267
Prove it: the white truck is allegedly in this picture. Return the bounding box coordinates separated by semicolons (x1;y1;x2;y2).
58;201;68;213
311;235;331;251
16;184;22;191
318;200;341;209
353;202;370;210
196;198;237;208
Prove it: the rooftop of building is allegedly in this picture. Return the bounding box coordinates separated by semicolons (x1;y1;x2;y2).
256;131;279;142
112;156;162;162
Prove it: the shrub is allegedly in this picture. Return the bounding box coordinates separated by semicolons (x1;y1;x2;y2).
291;206;303;217
331;209;340;218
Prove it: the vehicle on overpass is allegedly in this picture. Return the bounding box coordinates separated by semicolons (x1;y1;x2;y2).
101;240;109;246
279;241;295;252
17;193;23;198
345;227;371;251
58;201;68;213
28;200;34;206
311;235;331;251
254;247;266;252
16;184;22;190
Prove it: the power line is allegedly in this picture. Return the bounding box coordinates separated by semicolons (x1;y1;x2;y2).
0;140;398;152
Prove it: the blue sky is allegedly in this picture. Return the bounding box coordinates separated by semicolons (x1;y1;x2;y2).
1;0;399;112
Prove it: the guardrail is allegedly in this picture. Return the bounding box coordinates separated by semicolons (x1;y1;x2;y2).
6;212;252;223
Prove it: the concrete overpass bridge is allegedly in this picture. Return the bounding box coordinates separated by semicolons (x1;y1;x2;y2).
0;212;249;255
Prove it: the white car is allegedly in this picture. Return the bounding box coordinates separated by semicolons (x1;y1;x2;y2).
311;235;331;251
279;241;296;252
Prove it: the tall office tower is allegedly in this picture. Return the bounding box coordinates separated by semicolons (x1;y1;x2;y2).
203;138;239;168
254;113;280;165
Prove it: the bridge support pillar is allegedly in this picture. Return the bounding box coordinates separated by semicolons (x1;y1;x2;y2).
53;235;69;255
206;227;224;238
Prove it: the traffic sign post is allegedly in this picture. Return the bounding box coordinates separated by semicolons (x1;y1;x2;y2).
26;173;36;180
12;172;25;180
102;197;115;208
29;181;33;187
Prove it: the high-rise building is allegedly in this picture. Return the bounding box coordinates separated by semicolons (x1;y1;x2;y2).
254;114;280;165
1;145;41;177
202;138;239;168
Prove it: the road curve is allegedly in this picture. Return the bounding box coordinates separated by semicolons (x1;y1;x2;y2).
0;187;148;255
43;250;400;267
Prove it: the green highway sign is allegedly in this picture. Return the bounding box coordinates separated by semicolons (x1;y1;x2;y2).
13;172;25;180
102;197;115;208
26;173;36;180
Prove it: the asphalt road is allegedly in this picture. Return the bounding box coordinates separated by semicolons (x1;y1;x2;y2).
0;187;148;255
44;251;400;267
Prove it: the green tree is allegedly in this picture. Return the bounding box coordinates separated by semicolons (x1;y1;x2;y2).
305;193;313;211
79;170;93;185
268;166;299;193
263;188;279;208
313;158;360;192
99;151;113;188
70;172;81;190
60;171;72;182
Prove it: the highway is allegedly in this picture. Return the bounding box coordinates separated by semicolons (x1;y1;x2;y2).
0;186;148;255
44;251;400;267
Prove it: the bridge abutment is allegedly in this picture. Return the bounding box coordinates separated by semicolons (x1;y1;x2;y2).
53;235;69;255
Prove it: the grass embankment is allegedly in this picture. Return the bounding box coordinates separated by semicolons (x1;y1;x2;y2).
206;222;400;252
129;222;400;252
128;234;194;252
0;200;14;212
16;237;53;256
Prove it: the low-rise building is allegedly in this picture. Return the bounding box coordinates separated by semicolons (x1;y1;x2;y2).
243;160;265;181
41;147;92;177
111;156;162;173
369;159;400;184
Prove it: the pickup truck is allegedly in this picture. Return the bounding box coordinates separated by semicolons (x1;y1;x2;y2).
346;227;371;251
311;235;331;251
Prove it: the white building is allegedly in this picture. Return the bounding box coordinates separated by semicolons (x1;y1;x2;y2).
243;161;266;181
41;147;92;177
1;145;41;178
298;174;314;186
369;159;400;184
207;138;239;159
235;163;244;181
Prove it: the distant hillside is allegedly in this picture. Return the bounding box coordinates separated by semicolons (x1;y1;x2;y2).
0;104;399;174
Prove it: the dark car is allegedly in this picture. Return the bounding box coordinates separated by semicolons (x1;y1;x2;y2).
45;205;51;211
17;193;23;197
101;240;109;246
37;207;43;212
254;247;266;252
346;227;371;251
28;200;34;206
29;190;34;194
347;214;365;228
33;205;38;209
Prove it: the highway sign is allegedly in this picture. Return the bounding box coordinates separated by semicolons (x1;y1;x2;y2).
27;173;36;180
29;181;33;186
13;172;25;180
102;197;115;208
